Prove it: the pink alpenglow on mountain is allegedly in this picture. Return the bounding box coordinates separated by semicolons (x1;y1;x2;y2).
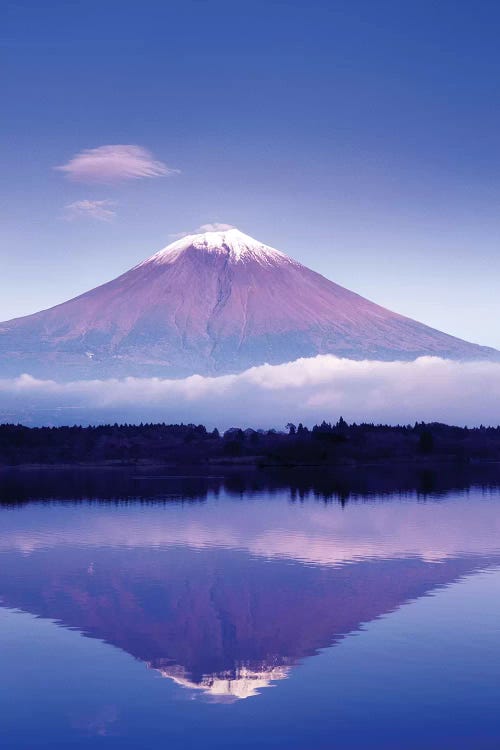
0;228;498;379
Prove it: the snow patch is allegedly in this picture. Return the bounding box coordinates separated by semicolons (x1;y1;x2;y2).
144;228;295;267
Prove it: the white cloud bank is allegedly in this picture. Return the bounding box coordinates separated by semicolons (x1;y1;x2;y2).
55;145;178;183
1;355;500;427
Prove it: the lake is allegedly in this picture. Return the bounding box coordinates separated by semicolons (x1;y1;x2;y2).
1;468;500;749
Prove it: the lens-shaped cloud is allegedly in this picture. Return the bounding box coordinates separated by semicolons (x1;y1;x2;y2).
171;223;235;239
55;145;179;183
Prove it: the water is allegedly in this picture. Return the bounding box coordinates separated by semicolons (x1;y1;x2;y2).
1;468;500;749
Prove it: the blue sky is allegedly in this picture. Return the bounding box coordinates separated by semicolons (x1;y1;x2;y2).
2;0;500;346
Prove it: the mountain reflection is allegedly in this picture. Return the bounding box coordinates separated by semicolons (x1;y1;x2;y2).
1;480;500;701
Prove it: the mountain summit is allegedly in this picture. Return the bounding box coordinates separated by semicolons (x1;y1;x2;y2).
0;228;497;379
146;227;290;265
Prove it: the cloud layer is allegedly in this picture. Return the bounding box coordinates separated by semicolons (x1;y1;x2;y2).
64;199;117;222
1;355;500;427
55;145;178;183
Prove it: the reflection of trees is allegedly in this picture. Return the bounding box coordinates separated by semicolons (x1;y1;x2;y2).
1;463;500;506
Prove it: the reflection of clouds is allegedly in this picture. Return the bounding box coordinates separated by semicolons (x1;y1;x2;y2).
70;705;119;736
1;489;500;566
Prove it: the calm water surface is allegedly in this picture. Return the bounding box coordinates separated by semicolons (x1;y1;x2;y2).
1;470;500;749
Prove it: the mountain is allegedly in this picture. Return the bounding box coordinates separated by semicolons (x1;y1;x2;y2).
0;228;497;379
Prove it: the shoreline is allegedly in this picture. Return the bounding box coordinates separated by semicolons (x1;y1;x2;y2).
2;456;500;472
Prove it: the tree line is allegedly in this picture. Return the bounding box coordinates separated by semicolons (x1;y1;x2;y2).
1;418;500;466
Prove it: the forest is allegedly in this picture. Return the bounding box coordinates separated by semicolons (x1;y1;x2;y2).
1;418;500;467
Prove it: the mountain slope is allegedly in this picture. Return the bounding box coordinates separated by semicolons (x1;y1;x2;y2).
0;228;497;379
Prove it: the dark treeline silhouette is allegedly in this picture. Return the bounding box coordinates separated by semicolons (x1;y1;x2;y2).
2;418;500;468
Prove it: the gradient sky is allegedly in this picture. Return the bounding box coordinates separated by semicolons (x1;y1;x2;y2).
3;0;500;346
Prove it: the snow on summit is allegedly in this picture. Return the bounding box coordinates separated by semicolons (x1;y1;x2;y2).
0;227;499;380
146;228;291;266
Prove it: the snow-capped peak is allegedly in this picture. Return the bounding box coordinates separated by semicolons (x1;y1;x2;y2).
144;227;292;267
